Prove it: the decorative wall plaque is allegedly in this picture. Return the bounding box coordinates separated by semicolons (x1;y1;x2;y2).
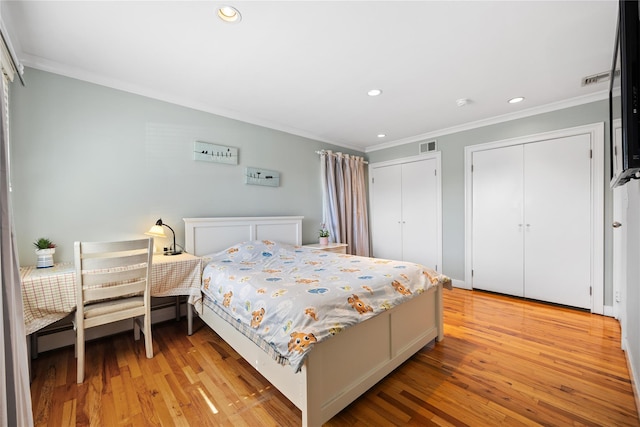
244;167;280;187
193;141;238;164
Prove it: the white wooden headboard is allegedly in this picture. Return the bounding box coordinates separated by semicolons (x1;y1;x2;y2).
183;216;304;256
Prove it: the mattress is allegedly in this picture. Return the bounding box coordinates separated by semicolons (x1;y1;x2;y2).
201;240;451;371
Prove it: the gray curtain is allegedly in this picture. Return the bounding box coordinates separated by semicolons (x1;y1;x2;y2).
321;151;370;256
0;73;33;426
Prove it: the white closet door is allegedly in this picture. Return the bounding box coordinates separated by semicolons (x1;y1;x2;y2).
401;159;438;269
370;164;403;261
472;145;524;296
523;134;591;308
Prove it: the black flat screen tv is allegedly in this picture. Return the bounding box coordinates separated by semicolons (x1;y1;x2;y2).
610;0;640;188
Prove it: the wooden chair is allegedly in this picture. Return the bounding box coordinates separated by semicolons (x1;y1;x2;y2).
74;238;154;383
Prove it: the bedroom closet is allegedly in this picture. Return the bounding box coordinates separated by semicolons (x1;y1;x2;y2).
369;153;441;271
470;133;593;309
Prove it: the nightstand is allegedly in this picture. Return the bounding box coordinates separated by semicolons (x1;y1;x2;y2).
303;242;348;254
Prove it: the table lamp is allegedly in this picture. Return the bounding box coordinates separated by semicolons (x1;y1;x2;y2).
145;218;182;255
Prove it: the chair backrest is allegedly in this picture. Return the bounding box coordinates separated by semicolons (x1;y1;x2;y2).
74;238;153;321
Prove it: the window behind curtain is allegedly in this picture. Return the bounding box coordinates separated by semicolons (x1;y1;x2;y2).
2;72;9;193
0;33;15;193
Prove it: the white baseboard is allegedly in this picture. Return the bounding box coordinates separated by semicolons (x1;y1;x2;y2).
603;305;615;318
451;279;470;290
622;337;640;422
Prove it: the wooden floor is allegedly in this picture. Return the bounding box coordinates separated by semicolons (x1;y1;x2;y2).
30;288;639;426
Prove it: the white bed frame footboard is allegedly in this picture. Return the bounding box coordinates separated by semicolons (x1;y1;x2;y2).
184;216;444;426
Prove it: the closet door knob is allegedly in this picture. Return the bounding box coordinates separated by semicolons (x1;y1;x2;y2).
613;221;622;228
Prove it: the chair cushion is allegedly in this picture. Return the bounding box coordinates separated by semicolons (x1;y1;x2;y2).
83;296;144;318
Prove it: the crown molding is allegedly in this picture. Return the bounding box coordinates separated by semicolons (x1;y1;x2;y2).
20;55;366;152
21;55;608;156
365;90;609;153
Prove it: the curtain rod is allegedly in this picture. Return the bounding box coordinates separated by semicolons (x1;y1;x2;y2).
315;150;368;164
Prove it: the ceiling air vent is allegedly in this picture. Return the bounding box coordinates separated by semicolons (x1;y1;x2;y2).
581;69;620;86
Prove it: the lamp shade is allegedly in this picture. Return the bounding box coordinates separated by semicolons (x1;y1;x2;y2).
145;225;166;238
144;218;182;255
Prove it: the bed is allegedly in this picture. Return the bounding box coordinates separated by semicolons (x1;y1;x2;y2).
184;216;449;426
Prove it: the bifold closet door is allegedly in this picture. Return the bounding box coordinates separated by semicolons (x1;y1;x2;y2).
370;159;439;269
471;145;524;296
472;134;592;308
523;134;591;308
370;164;403;261
401;158;438;268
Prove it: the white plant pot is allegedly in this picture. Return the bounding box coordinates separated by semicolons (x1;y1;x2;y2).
319;237;329;245
35;248;55;268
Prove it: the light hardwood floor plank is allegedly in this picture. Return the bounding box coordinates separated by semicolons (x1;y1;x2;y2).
30;288;639;426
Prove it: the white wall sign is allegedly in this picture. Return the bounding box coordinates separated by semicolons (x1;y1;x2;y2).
193;141;238;164
245;167;280;187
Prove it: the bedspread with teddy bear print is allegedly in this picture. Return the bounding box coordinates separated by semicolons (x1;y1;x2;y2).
201;240;451;372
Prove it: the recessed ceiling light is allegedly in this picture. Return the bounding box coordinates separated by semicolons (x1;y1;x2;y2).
217;6;242;23
456;98;470;107
508;96;525;104
377;134;386;138
368;89;382;97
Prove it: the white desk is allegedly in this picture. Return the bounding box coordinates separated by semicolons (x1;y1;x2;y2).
20;252;203;337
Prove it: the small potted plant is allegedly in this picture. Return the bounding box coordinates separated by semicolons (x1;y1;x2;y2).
33;237;56;268
319;224;330;245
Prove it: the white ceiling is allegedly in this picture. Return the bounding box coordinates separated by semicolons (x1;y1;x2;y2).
2;1;619;152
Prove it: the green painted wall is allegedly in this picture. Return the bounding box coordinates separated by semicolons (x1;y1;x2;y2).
10;68;362;264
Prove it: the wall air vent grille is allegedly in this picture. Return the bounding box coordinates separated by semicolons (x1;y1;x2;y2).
419;140;437;154
581;69;620;86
